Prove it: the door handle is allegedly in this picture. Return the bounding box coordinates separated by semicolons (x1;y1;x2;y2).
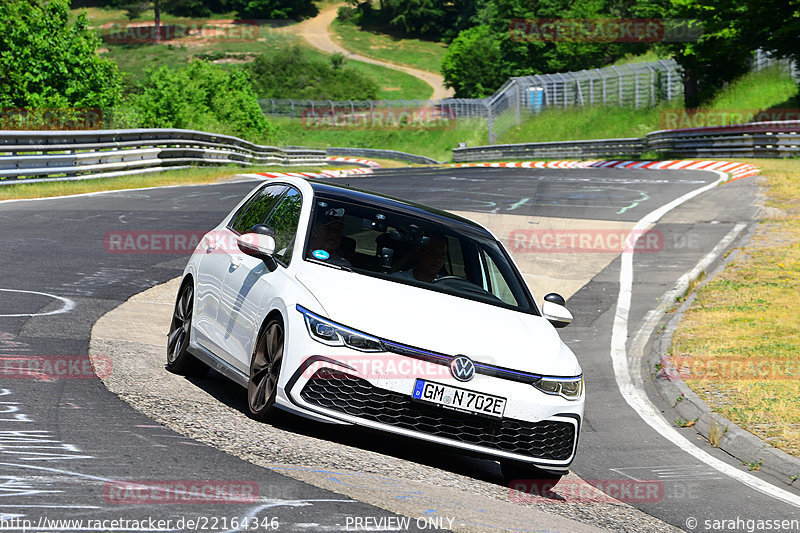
230;255;243;269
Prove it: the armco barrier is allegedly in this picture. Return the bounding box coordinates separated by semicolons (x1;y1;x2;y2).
646;120;800;158
453;120;800;162
452;138;645;162
0;129;326;184
326;147;441;165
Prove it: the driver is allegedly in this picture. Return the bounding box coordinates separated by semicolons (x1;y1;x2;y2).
309;213;351;267
394;235;447;283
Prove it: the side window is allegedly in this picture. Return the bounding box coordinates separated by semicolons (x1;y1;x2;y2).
229;185;287;235
265;188;302;265
480;248;519;306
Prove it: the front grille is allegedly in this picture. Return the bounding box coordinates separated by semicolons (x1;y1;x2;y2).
299;368;576;461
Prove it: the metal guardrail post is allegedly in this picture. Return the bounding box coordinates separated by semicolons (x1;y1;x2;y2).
611;66;623;106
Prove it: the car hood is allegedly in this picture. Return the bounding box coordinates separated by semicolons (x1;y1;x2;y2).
295;265;580;376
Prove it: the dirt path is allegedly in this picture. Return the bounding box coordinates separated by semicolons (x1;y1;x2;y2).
291;3;453;100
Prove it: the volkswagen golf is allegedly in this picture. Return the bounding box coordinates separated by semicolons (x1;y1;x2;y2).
166;175;584;481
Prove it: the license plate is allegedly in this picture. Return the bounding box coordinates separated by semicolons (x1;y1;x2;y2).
412;379;506;418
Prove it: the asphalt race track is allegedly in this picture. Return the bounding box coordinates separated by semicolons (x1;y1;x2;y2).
1;166;798;532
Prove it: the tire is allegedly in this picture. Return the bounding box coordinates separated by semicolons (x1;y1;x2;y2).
166;281;209;376
247;317;284;421
500;460;564;494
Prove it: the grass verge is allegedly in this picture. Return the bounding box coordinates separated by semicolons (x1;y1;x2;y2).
336;54;433;100
669;158;800;458
500;66;799;144
330;19;447;74
273;117;487;162
0;165;356;201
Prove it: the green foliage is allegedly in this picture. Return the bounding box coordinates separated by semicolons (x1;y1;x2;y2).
248;46;379;100
126;61;277;142
636;0;752;107
441;26;507;97
0;0;123;110
160;0;212;17
739;0;800;68
229;0;317;19
442;0;649;97
123;1;150;19
346;0;487;41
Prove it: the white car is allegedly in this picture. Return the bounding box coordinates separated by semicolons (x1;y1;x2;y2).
167;176;584;480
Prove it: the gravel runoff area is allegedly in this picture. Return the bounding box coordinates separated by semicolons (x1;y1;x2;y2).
89;277;681;533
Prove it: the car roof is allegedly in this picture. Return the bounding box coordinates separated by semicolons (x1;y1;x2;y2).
307;180;493;238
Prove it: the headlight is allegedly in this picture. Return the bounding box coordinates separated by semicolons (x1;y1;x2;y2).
297;305;385;352
534;375;583;400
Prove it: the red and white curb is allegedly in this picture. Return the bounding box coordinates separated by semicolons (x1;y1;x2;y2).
326;156;382;168
453;160;759;181
249;156;382;180
256;167;374;179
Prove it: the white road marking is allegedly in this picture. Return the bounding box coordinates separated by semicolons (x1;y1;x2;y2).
0;289;75;318
611;170;800;508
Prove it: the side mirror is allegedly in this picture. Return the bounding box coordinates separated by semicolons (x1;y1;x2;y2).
542;292;572;328
237;233;276;262
250;224;275;237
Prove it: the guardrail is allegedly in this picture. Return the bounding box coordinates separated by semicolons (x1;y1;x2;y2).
647;120;800;158
454;121;800;162
0;129;327;184
326;147;441;165
453;138;646;162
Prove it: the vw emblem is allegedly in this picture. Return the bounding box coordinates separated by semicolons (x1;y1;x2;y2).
450;355;475;382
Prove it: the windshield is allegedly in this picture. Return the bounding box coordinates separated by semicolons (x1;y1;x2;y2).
304;196;535;313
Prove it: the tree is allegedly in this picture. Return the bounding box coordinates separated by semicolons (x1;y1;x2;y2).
229;0;318;19
344;0;487;41
441;25;508;97
636;0;753;107
442;0;649;97
0;0;123;110
739;0;800;66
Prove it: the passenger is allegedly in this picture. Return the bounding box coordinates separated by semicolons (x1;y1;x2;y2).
394;235;448;282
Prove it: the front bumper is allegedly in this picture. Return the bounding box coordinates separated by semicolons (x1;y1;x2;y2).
282;353;583;471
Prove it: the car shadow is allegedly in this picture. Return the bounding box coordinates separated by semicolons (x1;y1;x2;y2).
181;367;508;487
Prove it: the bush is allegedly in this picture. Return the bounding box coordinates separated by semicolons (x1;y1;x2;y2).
336;6;357;23
126;61;278;142
249;46;379;100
